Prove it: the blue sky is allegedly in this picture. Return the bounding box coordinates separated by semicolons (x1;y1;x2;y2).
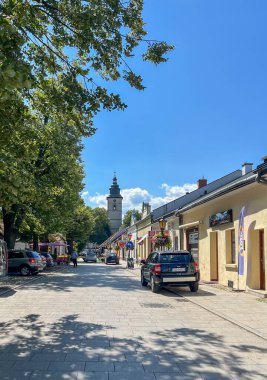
81;0;267;213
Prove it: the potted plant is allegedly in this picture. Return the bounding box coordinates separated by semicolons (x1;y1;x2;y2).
153;232;172;249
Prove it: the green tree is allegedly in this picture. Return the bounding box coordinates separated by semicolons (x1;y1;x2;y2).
0;0;174;123
122;209;142;228
1;1;173;247
2;108;85;248
65;204;95;253
89;208;111;245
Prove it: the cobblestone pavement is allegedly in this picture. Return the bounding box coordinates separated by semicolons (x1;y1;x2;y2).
0;262;267;380
0;265;68;296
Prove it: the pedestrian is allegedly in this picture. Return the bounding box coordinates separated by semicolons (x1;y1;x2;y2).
71;250;78;267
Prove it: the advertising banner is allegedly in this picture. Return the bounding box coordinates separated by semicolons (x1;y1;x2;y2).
238;207;245;276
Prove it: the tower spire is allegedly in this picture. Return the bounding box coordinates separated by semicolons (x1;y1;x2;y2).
107;173;123;235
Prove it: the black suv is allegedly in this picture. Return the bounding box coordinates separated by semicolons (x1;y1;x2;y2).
140;250;200;293
8;250;43;276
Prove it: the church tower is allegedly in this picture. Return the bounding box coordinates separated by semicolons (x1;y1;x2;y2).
107;173;123;235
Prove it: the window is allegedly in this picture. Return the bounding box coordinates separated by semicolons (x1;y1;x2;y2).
9;251;24;259
146;253;155;263
26;251;40;258
226;229;236;264
159;253;193;263
151;253;158;263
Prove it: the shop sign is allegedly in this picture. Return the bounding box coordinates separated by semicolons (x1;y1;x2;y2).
189;232;198;244
209;209;233;227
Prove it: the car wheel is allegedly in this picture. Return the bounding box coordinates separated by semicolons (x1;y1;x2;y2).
151;276;160;293
190;283;199;292
20;265;31;276
141;272;148;287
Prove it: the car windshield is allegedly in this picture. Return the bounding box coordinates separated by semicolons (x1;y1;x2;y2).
160;254;193;263
108;253;116;257
26;251;41;259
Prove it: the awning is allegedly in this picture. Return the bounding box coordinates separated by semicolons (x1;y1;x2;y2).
99;228;127;248
179;221;200;229
137;234;148;244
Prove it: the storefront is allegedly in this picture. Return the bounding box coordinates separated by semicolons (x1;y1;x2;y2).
177;176;267;292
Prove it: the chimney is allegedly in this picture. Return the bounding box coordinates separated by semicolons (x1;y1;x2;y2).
262;155;267;164
197;178;207;189
242;162;253;175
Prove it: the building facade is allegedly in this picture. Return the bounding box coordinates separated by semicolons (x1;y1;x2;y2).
176;161;267;293
107;174;123;235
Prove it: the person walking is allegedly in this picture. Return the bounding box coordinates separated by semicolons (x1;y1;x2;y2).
71;250;78;267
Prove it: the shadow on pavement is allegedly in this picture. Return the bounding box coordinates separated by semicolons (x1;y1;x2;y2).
0;287;16;298
0;313;266;379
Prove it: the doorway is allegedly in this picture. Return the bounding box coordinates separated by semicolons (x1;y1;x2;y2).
210;232;218;281
186;227;199;263
259;230;265;290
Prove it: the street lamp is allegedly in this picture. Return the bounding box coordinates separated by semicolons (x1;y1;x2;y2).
159;218;166;236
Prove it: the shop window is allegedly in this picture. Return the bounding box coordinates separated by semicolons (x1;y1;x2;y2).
226;229;236;264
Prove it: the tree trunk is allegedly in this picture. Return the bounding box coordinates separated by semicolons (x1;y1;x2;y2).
32;232;39;252
66;236;73;254
2;206;25;249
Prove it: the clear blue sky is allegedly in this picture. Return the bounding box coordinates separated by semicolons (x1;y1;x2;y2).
82;0;267;213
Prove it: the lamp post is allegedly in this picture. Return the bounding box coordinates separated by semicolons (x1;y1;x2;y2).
159;218;166;237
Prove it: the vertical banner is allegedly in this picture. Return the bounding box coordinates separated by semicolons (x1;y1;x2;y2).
238;207;245;275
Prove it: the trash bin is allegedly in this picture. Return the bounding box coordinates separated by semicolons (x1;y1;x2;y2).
127;257;134;269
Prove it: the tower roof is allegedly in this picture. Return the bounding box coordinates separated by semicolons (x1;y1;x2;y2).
108;173;122;198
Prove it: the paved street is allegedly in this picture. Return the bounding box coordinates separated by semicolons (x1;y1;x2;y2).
0;263;267;380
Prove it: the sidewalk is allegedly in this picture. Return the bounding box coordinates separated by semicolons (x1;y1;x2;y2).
123;259;267;341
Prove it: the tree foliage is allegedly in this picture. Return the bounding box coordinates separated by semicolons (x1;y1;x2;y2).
0;0;173;248
122;209;142;228
65;203;95;252
88;208;111;245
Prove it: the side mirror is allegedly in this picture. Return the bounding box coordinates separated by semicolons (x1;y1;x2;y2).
140;259;146;265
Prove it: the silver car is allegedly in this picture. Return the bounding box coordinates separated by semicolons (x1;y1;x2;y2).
8;250;43;276
83;252;97;263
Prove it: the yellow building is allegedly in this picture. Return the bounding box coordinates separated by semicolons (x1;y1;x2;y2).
177;161;267;294
136;203;152;260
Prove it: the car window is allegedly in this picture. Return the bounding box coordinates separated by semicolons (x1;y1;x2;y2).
9;251;24;259
159;254;193;263
151;253;159;263
26;252;40;259
146;253;154;263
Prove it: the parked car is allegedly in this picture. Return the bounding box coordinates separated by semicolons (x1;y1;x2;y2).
79;250;87;258
40;254;47;269
41;252;54;267
105;253;119;265
83;252;97;263
8;250;44;276
140;250;200;293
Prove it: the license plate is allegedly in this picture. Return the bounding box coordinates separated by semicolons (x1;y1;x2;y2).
172;267;185;272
